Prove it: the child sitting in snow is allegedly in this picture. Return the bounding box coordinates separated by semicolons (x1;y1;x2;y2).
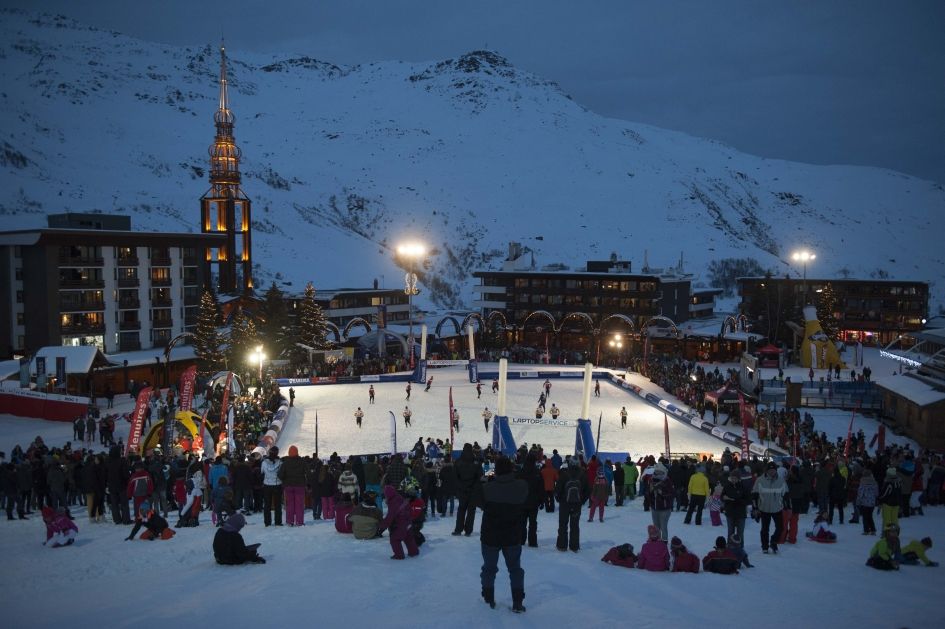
126;501;175;541
707;484;723;527
900;537;938;567
867;525;901;571
702;536;740;574
806;512;837;542
637;524;669;572
41;506;77;548
669;536;700;573
601;543;637;568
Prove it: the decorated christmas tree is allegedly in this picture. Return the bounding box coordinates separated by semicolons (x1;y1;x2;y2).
816;282;841;339
193;289;224;374
298;282;330;351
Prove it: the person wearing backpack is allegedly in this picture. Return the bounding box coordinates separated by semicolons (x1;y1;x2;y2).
126;462;154;520
555;460;589;552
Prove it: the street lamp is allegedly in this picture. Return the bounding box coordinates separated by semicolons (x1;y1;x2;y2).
397;242;425;367
249;344;266;384
791;250;816;304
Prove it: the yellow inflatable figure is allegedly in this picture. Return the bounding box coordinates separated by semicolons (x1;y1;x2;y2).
800;305;845;370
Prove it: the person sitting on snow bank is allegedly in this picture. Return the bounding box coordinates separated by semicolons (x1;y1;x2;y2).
670;536;700;573
867;525;901;571
806;511;837;542
42;506;77;548
702;536;740;574
637;524;669;572
350;491;383;540
213;513;265;565
126;501;175;541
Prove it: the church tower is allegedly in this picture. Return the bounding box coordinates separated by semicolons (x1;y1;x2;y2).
200;44;253;294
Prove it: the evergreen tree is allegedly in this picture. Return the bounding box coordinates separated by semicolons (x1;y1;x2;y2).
816;282;841;339
260;282;291;357
227;307;260;373
298;282;330;350
193;289;224;374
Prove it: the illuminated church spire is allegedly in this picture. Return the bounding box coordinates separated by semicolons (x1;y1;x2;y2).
201;43;253;294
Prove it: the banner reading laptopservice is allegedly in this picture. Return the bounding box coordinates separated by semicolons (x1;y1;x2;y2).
126;386;153;456
178;366;197;413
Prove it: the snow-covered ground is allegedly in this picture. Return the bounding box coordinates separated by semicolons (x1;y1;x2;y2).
2;362;941;627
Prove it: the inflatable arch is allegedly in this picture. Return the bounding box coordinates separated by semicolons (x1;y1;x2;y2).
599;313;636;332
485;311;508;329
522;310;557;332
558;311;595;333
342;317;372;339
641;315;679;338
142;410;216;454
324;322;342;344
435;316;462;338
461;312;484;333
721;315;738;336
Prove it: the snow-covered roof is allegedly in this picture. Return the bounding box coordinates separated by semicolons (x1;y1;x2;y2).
30;346;114;374
103;345;197;368
875;374;945;406
0;359;21;380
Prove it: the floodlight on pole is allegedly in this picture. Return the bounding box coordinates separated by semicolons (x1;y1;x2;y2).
791;249;816;304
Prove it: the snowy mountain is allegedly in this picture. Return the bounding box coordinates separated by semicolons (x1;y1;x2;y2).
2;10;943;310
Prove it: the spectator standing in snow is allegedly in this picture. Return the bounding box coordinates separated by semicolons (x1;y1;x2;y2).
478;456;528;612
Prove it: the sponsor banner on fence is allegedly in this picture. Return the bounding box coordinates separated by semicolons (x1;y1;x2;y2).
537;371;559;377
336;376;360;384
722;433;740;445
360;374;381;382
560;372;583;377
426;359;470;367
711;426;728;439
510;417;575;427
749;442;768;456
518;372;537;378
690;417;706;429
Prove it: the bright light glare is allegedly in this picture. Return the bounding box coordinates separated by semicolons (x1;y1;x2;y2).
791;250;816;262
397;243;426;257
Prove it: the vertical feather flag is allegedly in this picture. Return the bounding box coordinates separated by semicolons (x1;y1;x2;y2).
738;392;749;461
389;411;397;455
449;386;455;445
663;413;671;459
596;412;602;454
315;410;319;456
844;403;860;458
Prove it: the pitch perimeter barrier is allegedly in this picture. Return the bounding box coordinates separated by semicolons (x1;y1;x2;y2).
0;389;91;422
608;372;787;457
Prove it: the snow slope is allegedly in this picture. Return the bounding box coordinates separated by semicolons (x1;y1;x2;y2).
1;10;943;309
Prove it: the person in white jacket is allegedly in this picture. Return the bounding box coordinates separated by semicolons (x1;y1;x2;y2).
261;447;283;526
751;462;787;554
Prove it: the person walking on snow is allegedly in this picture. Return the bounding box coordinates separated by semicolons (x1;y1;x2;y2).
477;456;528;613
482;407;493;431
452;408;461;433
405;383;411;401
425;376;433;392
476;381;482;399
403;406;412;428
354;407;364;429
368;385;375;404
620;407;628;429
594;381;600;397
550;404;560;419
492;378;499;394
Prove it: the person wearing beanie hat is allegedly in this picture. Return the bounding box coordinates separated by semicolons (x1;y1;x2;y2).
702;535;740;574
751;461;787;554
728;533;753;568
213;513;265;565
878;466;902;533
648;462;675;542
722;468;751;546
670;536;700;573
479;455;529;613
900;536;938;567
126;501;175;541
867;525;901;571
637;524;669;571
280;445;308;527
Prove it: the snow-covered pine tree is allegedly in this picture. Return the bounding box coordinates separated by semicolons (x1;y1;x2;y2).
193;289;224;374
261;282;291;358
816;282;841;339
299;282;330;350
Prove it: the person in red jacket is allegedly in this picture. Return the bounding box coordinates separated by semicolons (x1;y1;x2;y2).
540;459;559;513
637;524;669;571
670;536;700;573
702;536;740;574
601;543;637;568
126;461;154;519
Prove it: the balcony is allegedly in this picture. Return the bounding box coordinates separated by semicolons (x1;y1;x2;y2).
59;278;105;289
61;322;105;335
116;256;139;266
183;295;200;306
118;297;140;309
150;277;172;287
59;299;105;312
152;319;174;329
151;296;173;307
184;314;198;326
58;256;104;267
182;254;199;266
119;339;141;352
117;277;140;288
119;320;141;330
151;255;172;267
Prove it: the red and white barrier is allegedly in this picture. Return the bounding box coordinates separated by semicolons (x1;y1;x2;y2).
0;389;91;422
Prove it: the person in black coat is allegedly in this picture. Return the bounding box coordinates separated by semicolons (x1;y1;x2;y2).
438;459;458;517
230;458;253;514
106;446;131;524
516;453;543;548
213;513;265;565
452;444;483;536
477;456;528;613
555;460;589;552
721;469;750;545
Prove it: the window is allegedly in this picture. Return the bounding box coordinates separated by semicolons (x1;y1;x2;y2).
151;267;171;282
16;312;24;325
16;290;23;303
15;268;22;280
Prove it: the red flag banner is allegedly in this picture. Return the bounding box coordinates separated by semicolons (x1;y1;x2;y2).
194;408;209;453
126;386;153;456
844;403;860;459
219;372;234;455
663;413;671;459
877;425;886;452
448;386;454;445
739;393;749;460
178;365;197;412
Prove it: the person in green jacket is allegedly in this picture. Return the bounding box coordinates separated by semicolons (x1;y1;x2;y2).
867;525;901;571
901;537;938;567
623;459;639;501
